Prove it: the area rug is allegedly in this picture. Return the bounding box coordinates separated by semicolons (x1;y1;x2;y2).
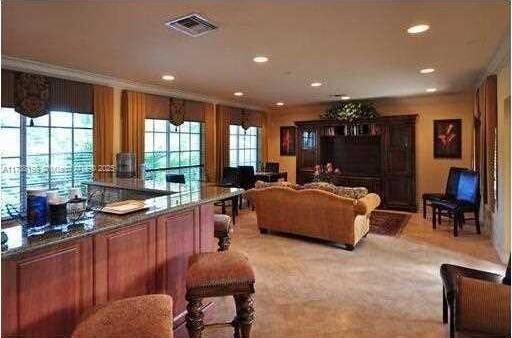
370;211;411;236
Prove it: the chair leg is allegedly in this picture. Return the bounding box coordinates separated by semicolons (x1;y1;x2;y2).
234;294;255;338
186;297;204;338
442;287;448;324
433;206;437;229
453;212;459;237
438;209;442;224
423;198;427;219
222;201;227;215
475;210;481;234
449;303;455;338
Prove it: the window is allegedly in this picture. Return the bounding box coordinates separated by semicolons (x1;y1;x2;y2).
144;120;204;189
0;108;93;218
229;125;261;168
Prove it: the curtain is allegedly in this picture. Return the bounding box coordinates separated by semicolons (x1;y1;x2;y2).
121;91;146;177
204;103;216;182
485;75;498;210
215;105;231;182
93;85;114;180
260;111;268;164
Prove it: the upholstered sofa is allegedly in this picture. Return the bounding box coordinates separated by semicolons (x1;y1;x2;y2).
246;182;381;250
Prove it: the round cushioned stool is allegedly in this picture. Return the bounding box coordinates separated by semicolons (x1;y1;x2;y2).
186;251;255;338
72;294;173;338
214;214;233;251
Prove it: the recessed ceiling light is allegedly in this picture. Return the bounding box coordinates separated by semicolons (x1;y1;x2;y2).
162;74;175;81
253;56;269;63
340;95;351;100
407;24;430;34
234;91;244;96
310;82;322;87
426;88;437;93
276;102;284;106
420;68;435;74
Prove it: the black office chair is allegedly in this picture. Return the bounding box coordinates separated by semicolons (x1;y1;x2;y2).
237;166;256;209
431;170;481;237
166;174;186;184
422;167;466;219
265;162;280;173
214;167;240;224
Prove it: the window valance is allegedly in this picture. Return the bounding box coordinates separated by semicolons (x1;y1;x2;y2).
1;69;93;115
144;92;208;122
218;105;263;128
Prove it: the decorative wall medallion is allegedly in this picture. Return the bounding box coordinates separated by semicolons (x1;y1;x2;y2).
169;98;186;128
14;73;50;118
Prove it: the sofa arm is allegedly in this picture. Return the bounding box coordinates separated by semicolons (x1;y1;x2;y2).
354;193;381;215
456;276;511;336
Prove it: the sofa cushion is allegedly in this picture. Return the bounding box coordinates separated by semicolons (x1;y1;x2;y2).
254;180;301;190
303;182;338;194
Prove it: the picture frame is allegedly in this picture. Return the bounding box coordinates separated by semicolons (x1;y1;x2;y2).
280;126;296;156
433;119;462;158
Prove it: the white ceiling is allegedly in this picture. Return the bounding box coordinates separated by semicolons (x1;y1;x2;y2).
2;0;509;107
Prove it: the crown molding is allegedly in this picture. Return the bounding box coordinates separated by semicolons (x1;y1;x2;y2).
477;32;511;86
1;55;265;111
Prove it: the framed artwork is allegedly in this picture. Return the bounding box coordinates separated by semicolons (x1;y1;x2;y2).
433;119;462;158
280;126;296;156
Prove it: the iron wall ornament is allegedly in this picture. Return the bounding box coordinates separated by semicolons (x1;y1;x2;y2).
240;109;250;131
14;73;50;118
169;98;186;129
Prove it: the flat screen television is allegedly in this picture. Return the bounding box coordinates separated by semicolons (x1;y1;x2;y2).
332;136;381;176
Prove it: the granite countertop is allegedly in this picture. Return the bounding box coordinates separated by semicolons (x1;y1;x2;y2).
1;178;243;259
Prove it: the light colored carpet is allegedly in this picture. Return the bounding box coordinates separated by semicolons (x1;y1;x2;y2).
201;210;504;338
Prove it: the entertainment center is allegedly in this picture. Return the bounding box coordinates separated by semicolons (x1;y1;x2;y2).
295;115;417;211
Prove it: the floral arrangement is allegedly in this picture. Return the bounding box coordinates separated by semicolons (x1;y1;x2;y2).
313;163;341;184
321;101;379;121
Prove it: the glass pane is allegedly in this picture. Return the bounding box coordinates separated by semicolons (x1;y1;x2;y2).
27;114;49;126
50;154;72;192
180;134;190;151
169;132;179;150
229;125;238;134
74;129;93;152
250;135;257;148
1;186;20;218
1;157;21;187
145;119;154;132
180;152;190;166
26;155;49;187
190;151;200;166
74;152;93;184
229;150;237;166
190;122;200;133
51;111;72;127
0;108;20;127
154;120;167;132
27;127;49;155
180;122;190;133
1;128;20;157
51;128;72;154
74;113;93;128
154;133;166;151
145;132;154;152
190;134;200;151
229;135;238;150
169;152;180;167
145;152;167;170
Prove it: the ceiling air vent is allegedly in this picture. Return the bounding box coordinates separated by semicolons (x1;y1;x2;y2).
165;13;217;37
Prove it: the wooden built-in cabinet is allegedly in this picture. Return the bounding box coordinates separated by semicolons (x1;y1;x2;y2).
296;115;417;211
2;203;215;338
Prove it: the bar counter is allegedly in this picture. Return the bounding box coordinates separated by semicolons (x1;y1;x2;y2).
1;178;243;338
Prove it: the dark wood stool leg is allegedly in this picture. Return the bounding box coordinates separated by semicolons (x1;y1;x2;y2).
423;198;427;219
235;294;255;338
186;297;204;338
438;209;442;225
453;211;459;237
442;287;448;324
475;209;481;234
449;303;455;338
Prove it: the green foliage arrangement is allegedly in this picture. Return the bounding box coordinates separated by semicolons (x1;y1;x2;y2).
321;101;379;121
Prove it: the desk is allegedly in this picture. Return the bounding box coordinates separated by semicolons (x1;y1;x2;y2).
255;171;288;182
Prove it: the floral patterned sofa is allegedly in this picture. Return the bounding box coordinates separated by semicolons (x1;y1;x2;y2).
246;181;381;250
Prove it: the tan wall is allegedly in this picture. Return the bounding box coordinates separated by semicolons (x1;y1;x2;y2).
267;92;475;208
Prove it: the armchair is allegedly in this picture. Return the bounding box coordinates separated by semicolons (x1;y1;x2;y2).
440;258;511;338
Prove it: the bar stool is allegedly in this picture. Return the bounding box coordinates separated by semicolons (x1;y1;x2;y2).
186;251;256;338
72;295;173;338
214;214;233;251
